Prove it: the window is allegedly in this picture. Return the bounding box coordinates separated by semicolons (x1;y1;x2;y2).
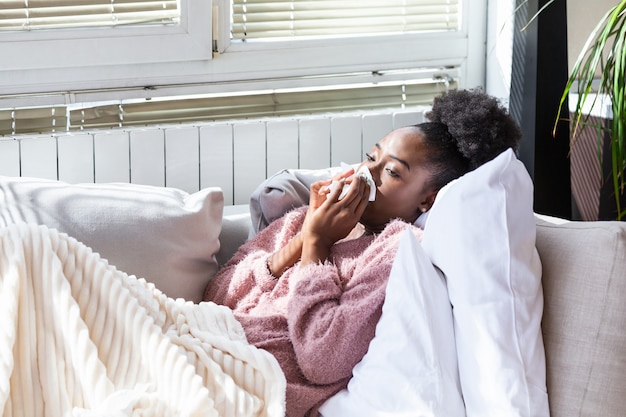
0;0;213;98
212;0;484;89
0;0;180;31
0;0;486;133
230;0;459;40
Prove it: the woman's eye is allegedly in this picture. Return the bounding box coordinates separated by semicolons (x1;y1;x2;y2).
386;168;399;178
365;153;375;162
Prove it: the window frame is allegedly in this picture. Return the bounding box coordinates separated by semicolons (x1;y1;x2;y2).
0;0;213;97
0;0;486;108
211;0;485;88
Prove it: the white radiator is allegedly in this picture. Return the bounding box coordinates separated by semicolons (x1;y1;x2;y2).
0;108;427;205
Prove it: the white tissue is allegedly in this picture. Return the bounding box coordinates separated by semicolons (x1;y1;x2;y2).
330;163;376;201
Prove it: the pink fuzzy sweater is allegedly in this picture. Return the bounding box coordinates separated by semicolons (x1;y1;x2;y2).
203;207;422;417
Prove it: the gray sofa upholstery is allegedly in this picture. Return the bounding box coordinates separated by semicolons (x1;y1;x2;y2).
535;215;626;417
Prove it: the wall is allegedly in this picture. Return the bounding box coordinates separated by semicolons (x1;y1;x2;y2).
566;0;619;73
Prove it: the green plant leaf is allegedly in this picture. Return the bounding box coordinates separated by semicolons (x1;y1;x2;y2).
546;0;626;219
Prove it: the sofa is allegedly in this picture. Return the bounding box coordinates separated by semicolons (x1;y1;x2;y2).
237;155;626;417
2;168;626;416
216;204;626;417
217;152;626;417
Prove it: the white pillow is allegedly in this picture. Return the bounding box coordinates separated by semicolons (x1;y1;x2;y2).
319;227;466;417
421;149;549;417
0;176;223;302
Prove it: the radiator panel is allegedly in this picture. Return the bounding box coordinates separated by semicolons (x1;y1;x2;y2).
21;136;57;179
1;108;427;205
94;131;130;183
266;119;299;177
166;127;200;193
330;115;362;166
200;124;234;205
58;133;94;184
0;140;20;176
130;128;166;187
299;117;332;170
234;121;267;205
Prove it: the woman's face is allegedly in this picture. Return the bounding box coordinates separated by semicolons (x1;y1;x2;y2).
358;126;437;232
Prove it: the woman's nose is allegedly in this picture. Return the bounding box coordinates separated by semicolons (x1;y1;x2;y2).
366;162;381;186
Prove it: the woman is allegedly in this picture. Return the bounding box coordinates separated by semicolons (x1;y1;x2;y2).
204;89;523;417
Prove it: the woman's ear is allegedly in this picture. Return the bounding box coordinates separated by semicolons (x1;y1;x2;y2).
419;191;438;212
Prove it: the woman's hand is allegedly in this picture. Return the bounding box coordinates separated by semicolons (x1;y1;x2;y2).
266;169;357;278
308;168;353;211
300;168;371;266
266;169;366;278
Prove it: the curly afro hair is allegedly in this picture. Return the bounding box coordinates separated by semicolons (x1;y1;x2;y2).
426;88;522;170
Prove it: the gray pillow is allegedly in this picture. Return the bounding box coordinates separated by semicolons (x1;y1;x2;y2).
248;166;342;234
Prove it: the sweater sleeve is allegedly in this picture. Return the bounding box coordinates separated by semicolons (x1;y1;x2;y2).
286;223;409;385
204;207;307;307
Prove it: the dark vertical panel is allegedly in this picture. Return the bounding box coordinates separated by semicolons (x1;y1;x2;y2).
509;0;536;179
510;0;572;219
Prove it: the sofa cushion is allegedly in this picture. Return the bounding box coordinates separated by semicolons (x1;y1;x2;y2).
0;176;224;302
535;215;626;417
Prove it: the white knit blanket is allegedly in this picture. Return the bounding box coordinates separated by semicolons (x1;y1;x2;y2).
0;223;286;417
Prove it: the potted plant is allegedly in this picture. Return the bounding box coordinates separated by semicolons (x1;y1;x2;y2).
527;0;626;220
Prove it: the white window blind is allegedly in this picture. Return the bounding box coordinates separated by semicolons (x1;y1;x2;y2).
0;79;454;135
231;0;460;40
65;79;455;131
0;107;67;135
0;0;179;31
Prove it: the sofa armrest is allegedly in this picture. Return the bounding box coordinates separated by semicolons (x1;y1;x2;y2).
535;215;626;417
217;204;253;267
